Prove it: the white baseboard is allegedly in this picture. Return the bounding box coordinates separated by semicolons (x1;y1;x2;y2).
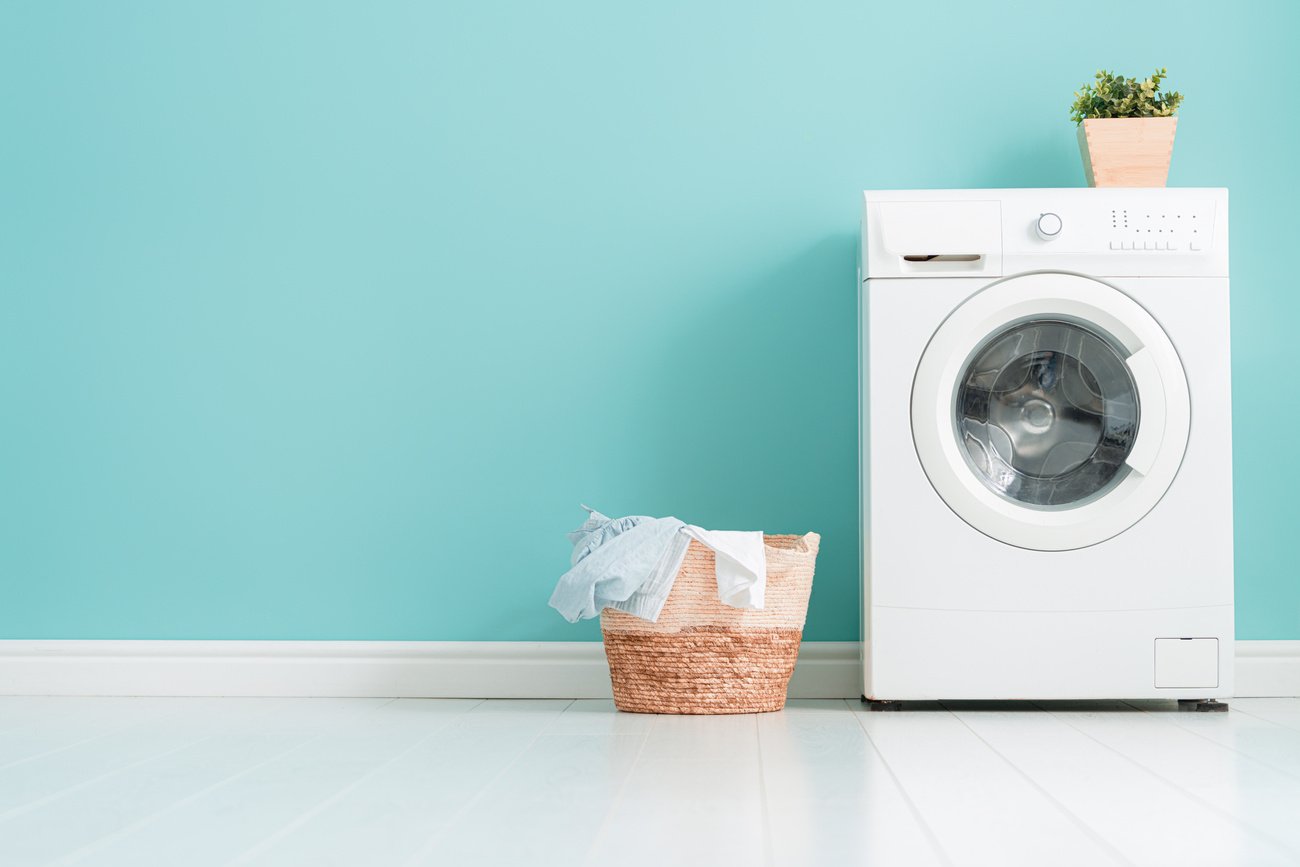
0;640;1294;699
1233;640;1300;698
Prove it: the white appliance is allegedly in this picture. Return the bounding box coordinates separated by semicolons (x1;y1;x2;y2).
859;188;1233;702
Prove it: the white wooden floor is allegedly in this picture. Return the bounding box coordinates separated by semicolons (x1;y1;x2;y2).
2;698;1300;866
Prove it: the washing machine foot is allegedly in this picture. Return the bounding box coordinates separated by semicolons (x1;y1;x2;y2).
861;696;903;711
1178;699;1229;713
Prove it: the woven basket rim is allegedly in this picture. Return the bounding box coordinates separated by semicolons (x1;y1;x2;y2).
760;532;819;553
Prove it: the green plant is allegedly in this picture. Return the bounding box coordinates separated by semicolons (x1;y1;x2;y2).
1070;68;1183;123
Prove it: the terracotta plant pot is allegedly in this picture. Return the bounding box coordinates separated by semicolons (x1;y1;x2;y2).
1077;117;1177;187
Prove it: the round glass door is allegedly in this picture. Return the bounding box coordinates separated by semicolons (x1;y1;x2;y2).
956;319;1140;508
910;272;1190;551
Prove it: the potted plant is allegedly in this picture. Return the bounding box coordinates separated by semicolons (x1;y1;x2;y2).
1072;68;1183;187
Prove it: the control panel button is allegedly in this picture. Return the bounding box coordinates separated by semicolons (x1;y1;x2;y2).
1036;212;1063;240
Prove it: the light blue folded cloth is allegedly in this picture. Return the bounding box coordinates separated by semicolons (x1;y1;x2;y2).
549;506;768;623
549;506;692;623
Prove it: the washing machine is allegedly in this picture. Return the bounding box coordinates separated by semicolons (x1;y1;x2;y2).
859;188;1232;702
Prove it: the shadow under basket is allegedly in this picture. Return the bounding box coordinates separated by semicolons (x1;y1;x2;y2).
600;533;820;715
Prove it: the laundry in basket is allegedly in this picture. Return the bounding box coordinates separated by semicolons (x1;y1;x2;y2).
549;507;819;714
549;506;768;623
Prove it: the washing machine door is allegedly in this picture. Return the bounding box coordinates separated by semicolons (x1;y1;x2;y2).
911;272;1190;551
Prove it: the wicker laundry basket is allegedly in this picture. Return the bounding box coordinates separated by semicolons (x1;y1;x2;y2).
600;533;819;715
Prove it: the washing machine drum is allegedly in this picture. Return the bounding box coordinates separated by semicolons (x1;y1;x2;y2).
912;273;1190;551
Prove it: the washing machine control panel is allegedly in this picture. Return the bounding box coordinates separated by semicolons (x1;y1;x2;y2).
1099;203;1214;252
1006;197;1218;255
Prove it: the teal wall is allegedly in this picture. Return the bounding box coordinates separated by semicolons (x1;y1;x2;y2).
2;1;1297;641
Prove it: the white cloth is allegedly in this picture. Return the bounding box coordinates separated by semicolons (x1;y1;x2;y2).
684;526;766;610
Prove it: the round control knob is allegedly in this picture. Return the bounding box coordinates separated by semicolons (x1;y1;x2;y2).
1036;212;1063;240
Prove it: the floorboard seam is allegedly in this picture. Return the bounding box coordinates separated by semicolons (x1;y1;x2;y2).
948;704;1137;867
1221;701;1300;735
1128;701;1300;785
396;699;576;867
754;713;777;867
221;698;488;866
845;700;956;867
1042;704;1300;863
577;708;654;867
0;697;298;824
47;698;400;866
0;700;199;773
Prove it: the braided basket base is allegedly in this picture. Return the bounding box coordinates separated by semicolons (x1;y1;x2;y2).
602;625;803;714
